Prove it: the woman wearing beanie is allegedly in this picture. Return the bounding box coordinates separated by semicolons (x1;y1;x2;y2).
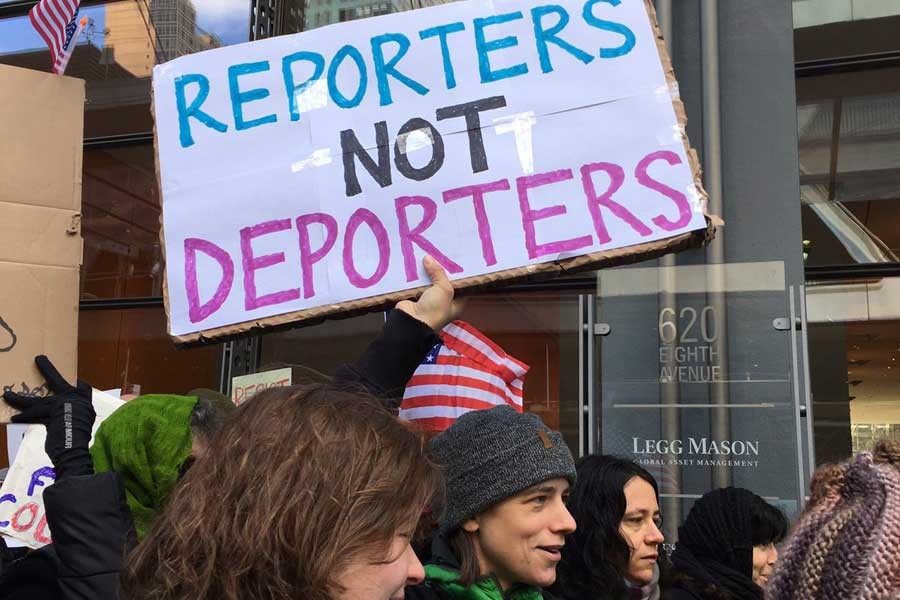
667;488;787;600
766;439;900;600
406;405;578;600
553;455;666;600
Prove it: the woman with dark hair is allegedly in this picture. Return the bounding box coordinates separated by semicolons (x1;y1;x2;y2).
121;384;444;600
667;487;788;600
554;455;665;600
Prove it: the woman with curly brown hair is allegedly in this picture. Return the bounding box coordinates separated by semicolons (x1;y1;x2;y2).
120;384;444;600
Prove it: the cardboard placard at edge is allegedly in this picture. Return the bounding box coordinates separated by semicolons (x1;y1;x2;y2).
0;66;85;423
154;0;721;347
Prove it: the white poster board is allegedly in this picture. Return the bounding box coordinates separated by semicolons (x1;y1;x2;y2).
0;390;124;548
153;0;710;342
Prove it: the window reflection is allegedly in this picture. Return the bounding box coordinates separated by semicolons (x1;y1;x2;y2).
81;145;163;299
0;0;250;136
275;0;460;35
797;71;900;266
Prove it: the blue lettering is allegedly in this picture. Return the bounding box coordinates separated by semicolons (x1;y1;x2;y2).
531;4;594;72
583;0;636;58
27;467;55;497
474;12;529;83
371;33;429;106
228;61;277;131
328;45;368;109
0;493;15;527
419;21;466;90
174;73;228;148
282;51;325;122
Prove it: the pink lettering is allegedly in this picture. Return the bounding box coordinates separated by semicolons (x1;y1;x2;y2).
581;162;651;243
240;219;301;311
636;150;692;231
12;503;38;532
184;238;234;323
395;196;463;282
296;213;338;299
34;515;52;544
443;179;510;267
343;209;390;288
516;169;592;259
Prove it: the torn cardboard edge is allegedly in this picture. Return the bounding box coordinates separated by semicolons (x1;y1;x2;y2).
156;0;721;347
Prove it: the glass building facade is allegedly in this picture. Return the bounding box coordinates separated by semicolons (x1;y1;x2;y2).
1;0;898;534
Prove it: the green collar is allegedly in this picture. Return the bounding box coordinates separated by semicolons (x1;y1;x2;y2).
424;564;545;600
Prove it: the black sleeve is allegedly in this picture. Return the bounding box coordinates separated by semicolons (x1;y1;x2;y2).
43;471;136;600
333;309;441;409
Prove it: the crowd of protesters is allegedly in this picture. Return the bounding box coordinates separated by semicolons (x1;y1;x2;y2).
1;256;899;600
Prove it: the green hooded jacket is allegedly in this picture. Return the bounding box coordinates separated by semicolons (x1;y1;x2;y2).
405;534;555;600
423;564;547;600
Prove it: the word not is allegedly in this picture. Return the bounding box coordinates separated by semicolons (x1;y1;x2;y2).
0;466;56;544
632;437;760;457
174;0;636;148
184;149;692;324
342;96;507;197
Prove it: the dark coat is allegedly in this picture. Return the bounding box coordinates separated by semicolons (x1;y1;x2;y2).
334;308;441;408
0;471;135;600
666;578;730;600
0;309;436;600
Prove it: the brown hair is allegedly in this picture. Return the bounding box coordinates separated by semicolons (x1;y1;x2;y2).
121;384;443;600
449;528;482;586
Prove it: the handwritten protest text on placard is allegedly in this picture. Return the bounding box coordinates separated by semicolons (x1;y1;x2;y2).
0;390;124;548
153;0;707;340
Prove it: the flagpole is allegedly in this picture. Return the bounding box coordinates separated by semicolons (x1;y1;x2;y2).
54;15;89;75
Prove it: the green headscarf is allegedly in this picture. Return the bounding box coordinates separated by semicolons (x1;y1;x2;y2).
90;394;198;539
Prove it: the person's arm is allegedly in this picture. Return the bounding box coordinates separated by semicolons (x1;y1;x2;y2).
334;255;461;408
3;356;134;600
43;471;135;600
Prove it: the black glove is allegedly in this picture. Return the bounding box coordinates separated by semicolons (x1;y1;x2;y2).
3;355;95;479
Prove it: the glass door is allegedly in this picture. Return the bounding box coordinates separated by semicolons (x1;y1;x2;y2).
593;261;805;542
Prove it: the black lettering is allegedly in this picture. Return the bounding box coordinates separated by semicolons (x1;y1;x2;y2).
436;95;507;173
340;121;392;197
393;117;445;182
0;315;16;352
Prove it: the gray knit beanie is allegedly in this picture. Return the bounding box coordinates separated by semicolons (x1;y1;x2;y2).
430;405;576;532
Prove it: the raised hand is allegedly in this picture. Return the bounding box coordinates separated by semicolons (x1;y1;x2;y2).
395;255;465;331
3;355;95;479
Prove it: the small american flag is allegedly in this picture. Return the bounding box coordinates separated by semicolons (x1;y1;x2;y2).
400;321;530;432
29;0;84;74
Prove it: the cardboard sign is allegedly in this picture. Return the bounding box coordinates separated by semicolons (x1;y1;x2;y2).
153;0;713;343
0;65;84;421
0;390;124;548
231;367;292;405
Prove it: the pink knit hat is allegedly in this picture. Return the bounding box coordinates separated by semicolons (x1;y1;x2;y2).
766;439;900;600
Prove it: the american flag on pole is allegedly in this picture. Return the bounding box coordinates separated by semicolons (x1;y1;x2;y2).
29;0;85;75
400;321;530;432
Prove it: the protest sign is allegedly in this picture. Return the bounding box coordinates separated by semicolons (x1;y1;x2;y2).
153;0;714;343
231;367;292;405
0;389;124;548
0;65;84;421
